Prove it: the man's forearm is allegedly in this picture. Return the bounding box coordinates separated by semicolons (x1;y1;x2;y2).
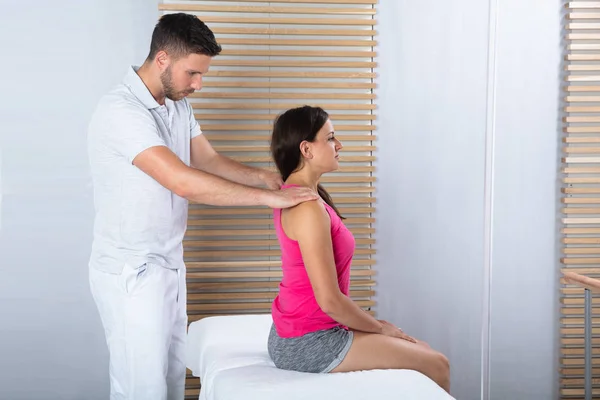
200;153;265;187
178;166;272;206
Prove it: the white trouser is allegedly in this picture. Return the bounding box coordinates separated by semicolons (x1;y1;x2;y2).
89;262;187;400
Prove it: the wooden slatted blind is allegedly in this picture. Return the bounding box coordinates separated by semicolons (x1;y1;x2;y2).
562;2;600;398
156;1;378;398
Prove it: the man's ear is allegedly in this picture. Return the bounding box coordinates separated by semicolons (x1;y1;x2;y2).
299;140;313;159
155;50;170;71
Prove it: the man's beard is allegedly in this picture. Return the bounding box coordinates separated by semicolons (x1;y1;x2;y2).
160;66;192;101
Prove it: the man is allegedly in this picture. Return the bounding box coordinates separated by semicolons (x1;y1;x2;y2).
87;13;317;400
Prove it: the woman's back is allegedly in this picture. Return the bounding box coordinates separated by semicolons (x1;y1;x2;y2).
271;185;355;338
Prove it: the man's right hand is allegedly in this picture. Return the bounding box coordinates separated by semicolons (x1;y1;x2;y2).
265;186;319;209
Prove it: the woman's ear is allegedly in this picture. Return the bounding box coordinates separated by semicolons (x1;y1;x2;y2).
299;140;313;159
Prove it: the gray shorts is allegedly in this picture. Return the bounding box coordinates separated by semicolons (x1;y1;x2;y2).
267;323;354;373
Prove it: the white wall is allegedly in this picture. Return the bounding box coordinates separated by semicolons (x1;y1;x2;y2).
374;1;561;399
374;1;489;398
0;1;158;398
488;0;561;398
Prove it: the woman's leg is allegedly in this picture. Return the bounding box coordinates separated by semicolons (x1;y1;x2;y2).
331;331;450;393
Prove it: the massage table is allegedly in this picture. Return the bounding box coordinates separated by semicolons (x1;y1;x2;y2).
186;314;456;400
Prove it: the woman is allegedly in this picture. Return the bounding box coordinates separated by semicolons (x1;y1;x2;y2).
267;105;451;393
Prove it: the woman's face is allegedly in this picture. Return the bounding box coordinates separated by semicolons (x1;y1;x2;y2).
304;119;343;173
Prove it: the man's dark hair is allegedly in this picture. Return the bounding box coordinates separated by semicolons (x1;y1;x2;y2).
147;13;222;60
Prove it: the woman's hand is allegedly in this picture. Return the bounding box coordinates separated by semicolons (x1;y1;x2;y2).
378;320;417;343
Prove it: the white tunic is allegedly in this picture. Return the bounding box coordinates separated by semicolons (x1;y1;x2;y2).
87;66;201;273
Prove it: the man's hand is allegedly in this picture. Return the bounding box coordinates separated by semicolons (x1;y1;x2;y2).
264;186;319;209
259;170;284;190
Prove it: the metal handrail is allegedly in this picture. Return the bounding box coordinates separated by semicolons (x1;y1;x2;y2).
563;270;600;400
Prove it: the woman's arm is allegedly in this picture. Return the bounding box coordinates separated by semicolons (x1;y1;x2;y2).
285;201;385;334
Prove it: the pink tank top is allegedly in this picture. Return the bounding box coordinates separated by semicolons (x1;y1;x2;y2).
271;184;356;338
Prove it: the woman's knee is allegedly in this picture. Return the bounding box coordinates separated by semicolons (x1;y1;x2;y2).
429;352;450;389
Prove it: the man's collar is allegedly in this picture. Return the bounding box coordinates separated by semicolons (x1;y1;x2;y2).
123;66;161;109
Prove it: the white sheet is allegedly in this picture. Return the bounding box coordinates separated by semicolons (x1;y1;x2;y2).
186;314;455;400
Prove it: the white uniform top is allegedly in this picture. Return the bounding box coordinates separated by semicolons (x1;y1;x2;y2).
87;66;201;273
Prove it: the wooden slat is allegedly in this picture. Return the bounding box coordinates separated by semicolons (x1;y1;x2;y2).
212;145;375;152
568;33;600;39
567;85;600;92
211;27;376;36
187;308;378;323
159;4;377;15
186;215;374;226
566;106;600;112
216;38;377;47
202;81;376;89
565;147;600;154
563;207;600;213
185;227;375;237
569;44;600;50
561;267;600;274
202;125;375;131
564;228;600;234
190;102;376;110
188;290;375;301
563;157;600;164
565;127;600;133
564;167;600;174
563;198;600;204
565;177;600;184
562;296;600;305
184;238;374;247
562;257;600;264
569;12;600;18
187;281;376;291
205;71;376;78
568;2;600;8
564;136;600;143
210;60;376;68
561;348;600;356
184;248;376;258
187;0;378;3
197;16;376;26
186;269;376;279
562;307;600;315
566;75;600;82
191;195;376;205
227;155;375;163
567;55;600;63
220;49;376;57
186;259;375;269
186;280;377;291
197;114;376;121
202;134;376;142
567;23;600;30
565;248;600;255
188;300;376;312
566;65;600;71
564;237;600;244
563;217;600;224
188;206;375;216
561;388;600;397
190;92;376;100
565;96;600;103
564;188;600;195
